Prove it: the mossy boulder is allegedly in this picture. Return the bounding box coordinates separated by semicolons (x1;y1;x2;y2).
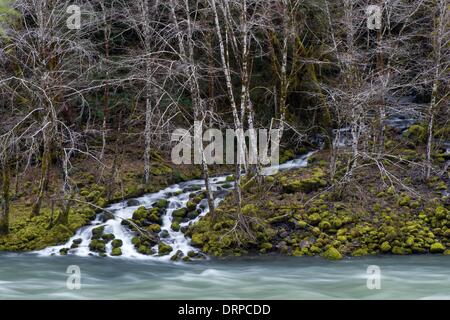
89;239;106;253
430;242;445;253
111;239;123;248
148;224;161;233
321;247;343;260
158;242;173;256
352;248;369;256
102;233;115;242
132;207;148;221
154;199;168;209
171;222;180;232
111;247;122;256
91;226;105;239
172;208;187;219
186;201;197;211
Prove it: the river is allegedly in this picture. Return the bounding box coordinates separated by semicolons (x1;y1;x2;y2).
0;254;449;299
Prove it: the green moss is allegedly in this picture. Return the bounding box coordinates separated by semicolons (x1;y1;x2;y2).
111;239;123;248
319;220;331;230
435;206;448;220
89;239;106;253
352;248;369;256
158;242;173;256
148;224;161;233
172;208;187;218
308;213;321;225
132;206;148;221
111;247;122;256
242;204;258;215
321;247;343;260
171;222;180;232
91;226;105;239
398;194;412;207
154;199;168;208
102;233;115;242
186;201;197;211
403;124;427;144
430;242;445;253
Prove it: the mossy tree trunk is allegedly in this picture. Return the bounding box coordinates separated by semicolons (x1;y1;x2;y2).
0;157;10;235
31;126;51;217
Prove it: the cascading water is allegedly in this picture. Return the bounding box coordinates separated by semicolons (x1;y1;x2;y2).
38;153;315;260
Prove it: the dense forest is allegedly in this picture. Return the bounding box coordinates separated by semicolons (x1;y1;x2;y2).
0;0;448;260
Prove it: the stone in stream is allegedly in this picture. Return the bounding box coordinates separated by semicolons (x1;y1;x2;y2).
158;242;173;256
170;250;184;261
91;226;105;239
59;248;69;255
111;247;122;256
154;199;169;209
111;239;123;248
186;201;197;211
89;239;106;253
171;222;180;232
98;211;115;223
102;233;115;242
73;238;83;245
160;230;170;238
126;199;140;207
172;208;187;219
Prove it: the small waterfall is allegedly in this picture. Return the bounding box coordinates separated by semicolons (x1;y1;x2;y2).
38;153;313;260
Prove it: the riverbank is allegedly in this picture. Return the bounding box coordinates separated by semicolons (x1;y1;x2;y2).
188;155;449;259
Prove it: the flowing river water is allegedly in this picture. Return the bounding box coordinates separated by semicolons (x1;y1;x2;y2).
0;254;449;299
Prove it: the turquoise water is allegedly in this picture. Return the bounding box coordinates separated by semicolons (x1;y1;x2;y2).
0;254;449;299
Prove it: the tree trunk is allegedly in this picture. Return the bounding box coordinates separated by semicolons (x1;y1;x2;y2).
0;160;10;235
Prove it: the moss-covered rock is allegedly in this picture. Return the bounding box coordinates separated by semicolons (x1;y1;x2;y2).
111;239;123;248
321;247;343;260
111;247;122;256
171;222;180;232
158;242;173;256
89;239;106;253
132;206;148;221
430;242;445;253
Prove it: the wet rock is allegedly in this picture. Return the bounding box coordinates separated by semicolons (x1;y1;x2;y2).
170;250;184;261
172;208;187;219
321;247;342;260
171;222;180;232
89;239;106;253
59;248;69;255
158;242;173;256
91;226;105;239
73;238;83;245
430;242;445;253
127;199;140;207
111;247;122;256
154;199;168;209
160;230;170;238
102;233;115;242
112;239;123;248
